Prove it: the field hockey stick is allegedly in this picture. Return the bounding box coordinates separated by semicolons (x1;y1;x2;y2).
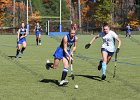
113;52;118;78
70;55;74;80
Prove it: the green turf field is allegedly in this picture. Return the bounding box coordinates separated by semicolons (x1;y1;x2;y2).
0;35;140;100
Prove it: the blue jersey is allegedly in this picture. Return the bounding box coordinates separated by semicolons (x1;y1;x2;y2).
60;34;76;50
53;34;76;59
35;25;41;32
19;28;26;38
17;28;27;44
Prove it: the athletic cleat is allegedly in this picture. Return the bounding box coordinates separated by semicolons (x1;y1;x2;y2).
101;74;106;80
16;55;19;59
16;53;20;58
98;60;103;70
59;80;69;86
45;63;53;70
45;63;50;70
20;52;23;56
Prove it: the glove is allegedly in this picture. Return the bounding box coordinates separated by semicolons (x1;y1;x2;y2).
85;43;91;49
116;48;120;53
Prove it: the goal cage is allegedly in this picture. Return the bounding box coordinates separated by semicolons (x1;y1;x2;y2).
46;20;71;36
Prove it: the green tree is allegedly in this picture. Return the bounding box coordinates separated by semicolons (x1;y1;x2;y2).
93;0;112;24
43;0;70;19
80;0;113;28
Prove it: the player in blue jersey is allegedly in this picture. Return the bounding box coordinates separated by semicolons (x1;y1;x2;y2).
85;24;121;80
16;22;28;58
34;22;43;45
46;29;78;86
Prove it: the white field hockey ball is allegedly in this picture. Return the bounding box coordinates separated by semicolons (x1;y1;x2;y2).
46;60;50;63
75;85;78;89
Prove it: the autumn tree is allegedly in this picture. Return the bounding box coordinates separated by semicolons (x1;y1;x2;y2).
0;0;12;26
0;0;28;27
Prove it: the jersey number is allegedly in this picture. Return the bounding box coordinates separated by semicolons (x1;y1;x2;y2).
106;41;109;46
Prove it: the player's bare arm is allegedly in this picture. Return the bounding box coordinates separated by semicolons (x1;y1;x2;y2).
85;35;99;49
116;37;121;48
115;36;121;53
90;35;99;44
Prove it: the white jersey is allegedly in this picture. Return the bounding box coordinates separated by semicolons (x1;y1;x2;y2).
126;25;131;30
99;30;118;52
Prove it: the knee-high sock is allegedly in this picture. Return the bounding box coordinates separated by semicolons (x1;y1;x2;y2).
21;47;26;53
16;49;20;56
36;38;38;45
39;39;41;43
102;62;107;75
61;68;68;80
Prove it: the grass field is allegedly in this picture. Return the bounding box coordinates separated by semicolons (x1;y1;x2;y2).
0;34;140;100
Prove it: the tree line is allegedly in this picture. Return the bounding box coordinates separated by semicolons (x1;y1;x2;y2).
0;0;140;31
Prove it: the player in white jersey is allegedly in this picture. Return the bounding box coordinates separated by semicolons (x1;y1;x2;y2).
126;24;132;38
85;24;121;80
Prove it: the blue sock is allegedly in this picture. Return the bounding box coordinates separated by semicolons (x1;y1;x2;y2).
102;62;107;75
